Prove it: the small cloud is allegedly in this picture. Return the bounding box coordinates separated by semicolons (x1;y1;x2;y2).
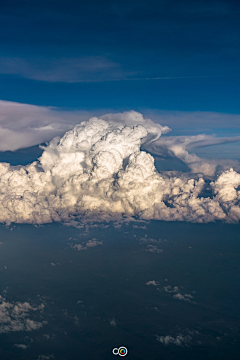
146;280;158;286
14;344;28;350
70;238;102;251
73;316;79;325
109;318;117;327
173;293;194;302
37;355;55;360
85;239;103;248
156;334;191;346
146;245;163;253
140;236;163;244
70;243;86;251
133;225;147;229
43;334;50;340
162;285;179;293
50;263;55;267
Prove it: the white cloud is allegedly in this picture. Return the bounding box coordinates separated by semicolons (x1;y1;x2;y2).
156;334;191;346
37;355;55;360
0;100;102;151
85;239;103;248
0;295;45;333
146;280;158;286
147;134;240;176
162;285;179;293
1;99;240;172
70;238;103;251
101;111;170;145
109;318;117;327
146;245;163;253
0;111;240;225
140;236;163;244
0;102;169;153
173;293;194;302
70;244;85;251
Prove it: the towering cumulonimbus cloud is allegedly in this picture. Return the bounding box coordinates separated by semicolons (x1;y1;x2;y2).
1;114;240;225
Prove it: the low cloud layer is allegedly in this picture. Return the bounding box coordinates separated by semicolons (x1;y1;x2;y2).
1;112;240;225
0;295;45;333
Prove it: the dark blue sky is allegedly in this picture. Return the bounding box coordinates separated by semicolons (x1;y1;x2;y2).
1;0;240;112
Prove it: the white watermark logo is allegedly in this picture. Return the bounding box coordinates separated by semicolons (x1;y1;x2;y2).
112;346;128;356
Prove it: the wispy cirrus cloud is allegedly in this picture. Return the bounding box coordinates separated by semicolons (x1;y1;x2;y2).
146;134;240;176
0;56;132;83
0;102;169;151
0;100;103;151
14;344;29;349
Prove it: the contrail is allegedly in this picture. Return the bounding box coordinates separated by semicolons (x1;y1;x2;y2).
96;74;236;82
122;75;234;81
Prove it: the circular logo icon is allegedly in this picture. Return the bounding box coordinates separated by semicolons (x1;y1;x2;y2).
119;346;128;356
112;348;119;355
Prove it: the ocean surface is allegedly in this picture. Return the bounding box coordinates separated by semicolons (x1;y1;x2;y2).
0;221;239;360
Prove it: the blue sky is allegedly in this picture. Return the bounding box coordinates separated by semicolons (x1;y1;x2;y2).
1;0;240;113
